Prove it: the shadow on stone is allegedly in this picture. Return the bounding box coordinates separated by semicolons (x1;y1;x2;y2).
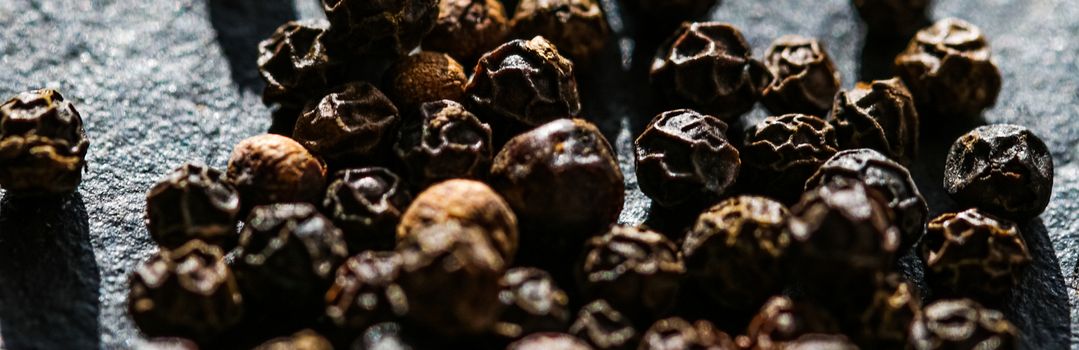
1002;219;1069;349
857;35;908;82
209;0;298;91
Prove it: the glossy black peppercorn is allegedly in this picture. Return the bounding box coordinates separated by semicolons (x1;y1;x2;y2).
324;251;408;333
395;100;494;187
511;0;610;63
292;82;400;167
0;89;89;195
466;36;581;127
321;0;439;59
579;226;685;324
851;0;930;39
639;317;737;350
634;109;741;207
384;52;468;111
920;209;1031;301
909;299;1018;350
423;0;511;65
508;333;593;350
761;35;841;117
145;163;241;250
252;329;334;350
257;20;335;108
744;296;842;350
569;300;638;350
651;22;771;122
829;78;919;166
227;134;327;213
398;179;518;261
493;267;572;340
944;124;1054;221
741;114;839;203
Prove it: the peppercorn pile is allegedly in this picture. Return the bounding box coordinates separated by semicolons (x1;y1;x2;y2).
121;0;1061;349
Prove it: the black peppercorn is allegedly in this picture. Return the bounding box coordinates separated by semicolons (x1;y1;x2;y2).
257;20;336;109
651;22;771;122
384;52;468;111
129;240;243;344
744;296;842;350
352;322;419;350
909;299;1018;350
829;78;920;166
579;225;685;324
324;251;408;334
681;196;790;314
569;300;638;350
639;317;737;350
145;163;241;250
395;100;494;187
321;0;439;59
323;167;410;253
634;109;741;207
741;114;839;203
805;148;928;252
398;179;518;261
0;89;89;195
227;134;327;213
845;273;921;350
944;124;1054;221
511;0;610;63
423;0;511;66
466;36;581;127
493;267;572;340
253;329;334;350
920;209;1031;301
851;0;930;40
508;333;593;350
619;0;718;33
292;82;400;167
894;18;1002;121
761;35;841;117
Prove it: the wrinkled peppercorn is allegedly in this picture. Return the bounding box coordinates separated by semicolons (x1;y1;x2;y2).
511;0;610;63
651;22;771;122
493;267;572;340
384;52;468;111
921;209;1031;301
741;114;839;203
253;329;334;350
639;317;737;350
909;299;1018;350
258;20;336;108
805;149;928;252
145;163;241;250
845;273;921;349
745;296;842;349
352;322;418;350
227;134;327;213
829;79;919;165
681;196;790;313
634;109;741;207
321;0;439;59
398;179;517;261
894;18;1002;120
323;167;411;253
508;333;593;350
852;0;930;39
569;300;638;350
324;251;408;333
395;100;494;186
292;82;400;167
944;124;1054;221
0;89;89;195
579;226;685;324
620;0;718;32
129;240;243;344
423;0;511;65
761;35;841;117
466;36;581;127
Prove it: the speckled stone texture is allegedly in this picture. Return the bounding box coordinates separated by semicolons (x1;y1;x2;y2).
0;0;1074;348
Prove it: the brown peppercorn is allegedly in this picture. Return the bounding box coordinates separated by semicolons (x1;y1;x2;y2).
894;18;1002;121
944;124;1054;221
324;251;408;333
569;300;638;350
761;35;841;117
508;333;593;350
638;317;737;350
398;179;518;261
0;89;89;195
252;329;334;350
466;36;581;127
128;240;243;344
845;273;922;349
619;0;718;32
634;109;741;207
920;209;1031;301
776;334;859;350
424;0;511;65
909;299;1018;350
321;0;439;59
323;167;411;253
396;100;494;186
745;296;842;350
579;226;685;324
829;78;920;166
384;52;468;111
145;163;241;250
741;114;839;203
493;267;572;340
292;82;400;167
258;20;336;108
651;22;771;122
851;0;930;39
511;0;610;63
227;134;326;214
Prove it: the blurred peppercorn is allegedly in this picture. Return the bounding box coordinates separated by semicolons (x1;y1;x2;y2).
844;273;921;350
351;322;419;350
944;124;1054;221
145;162;240;250
639;317;737;350
493;267;572;341
569;300;638;350
398;179;518;261
634;109;740;207
324;251;409;335
257;20;336;109
921;209;1031;302
292;82;400;168
511;0;610;64
851;0;931;40
395;100;493;187
384;52;468;111
829;78;919;166
0;89;89;195
323;167;410;253
466;36;581;128
227;134;327;214
909;299;1018;350
741;114;839;203
508;333;593;350
744;296;842;350
424;0;511;66
761;35;841;117
579;225;684;324
321;0;439;60
252;329;334;350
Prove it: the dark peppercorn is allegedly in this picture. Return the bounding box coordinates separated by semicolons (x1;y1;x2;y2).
398;179;518;261
851;0;930;39
619;0;718;32
944;124;1054;221
253;329;334;350
681;196;790;314
508;333;593;350
227;134;327;213
384;52;468;111
634;109;741;207
128;240;243;344
744;296;842;349
829;78;919;165
776;334;859;350
423;0;511;65
352;322;418;350
493;267;572;340
258;20;335;108
805;149;928;252
909;299;1018;350
894;18;1002;121
395;100;493;186
741;114;839;203
651;22;771;122
145;163;241;250
511;0;610;63
324;251;408;333
845;273;922;349
569;300;638;350
638;317;737;350
466;36;581;127
292;82;400;167
579;226;685;324
321;0;439;59
761;35;841;117
323;167;411;253
920;209;1031;301
0;89;89;195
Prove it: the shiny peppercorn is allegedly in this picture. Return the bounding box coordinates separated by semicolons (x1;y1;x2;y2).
292;82;400;167
0;89;89;195
634;109;741;207
423;0;511;65
569;300;638;350
323;167;410;253
145;163;241;250
466;36;581;127
639;317;737;350
395;100;493;186
761;35;841;117
384;52;468;111
257;20;336;108
227;134;327;213
745;296;842;350
829;78;920;166
651;22;771;122
579;226;685;324
508;333;593;350
321;0;439;59
324;251;408;333
741;114;839;203
909;299;1018;350
398;179;518;261
944;124;1054;221
493;267;572;340
921;209;1031;301
851;0;930;39
252;329;334;350
511;0;610;63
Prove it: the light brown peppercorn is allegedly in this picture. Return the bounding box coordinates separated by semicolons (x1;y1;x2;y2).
761;35;842;117
424;0;511;65
227;134;327;213
384;52;469;111
398;179;518;262
511;0;610;63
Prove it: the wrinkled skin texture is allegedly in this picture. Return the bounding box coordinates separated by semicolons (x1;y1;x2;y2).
466;37;581;127
508;333;593;350
397;179;518;261
493;268;572;340
323;167;411;253
227;134;327;214
0;89;89;195
634;109;740;207
845;273;922;349
829;78;919;166
920;209;1031;301
944;124;1054;221
145;162;240;250
569;300;638;350
396;100;493;186
323;251;409;334
909;299;1018;350
257;20;335;108
638;317;737;350
851;0;930;39
321;0;439;59
292;82;400;167
761;35;841;117
744;296;842;350
650;22;771;122
511;0;610;63
252;329;334;350
894;18;1002;120
578;226;685;324
384;52;468;111
423;0;510;65
741;114;838;203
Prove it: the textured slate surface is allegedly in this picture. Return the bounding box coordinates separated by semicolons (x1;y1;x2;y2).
0;0;1074;348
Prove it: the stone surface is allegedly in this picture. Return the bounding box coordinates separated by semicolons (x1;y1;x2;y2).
0;0;1074;348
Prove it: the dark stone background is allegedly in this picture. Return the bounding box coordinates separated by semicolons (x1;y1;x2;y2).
0;0;1074;348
